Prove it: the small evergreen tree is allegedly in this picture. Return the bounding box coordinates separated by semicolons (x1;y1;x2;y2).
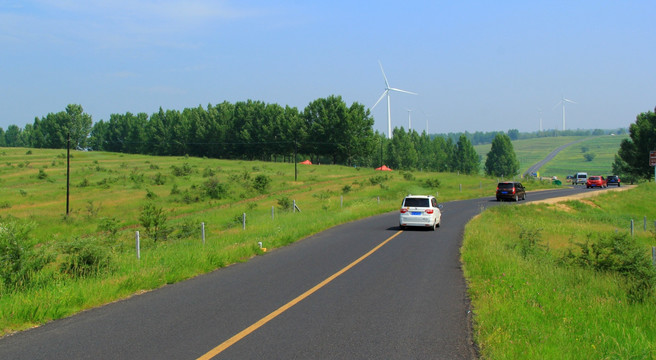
452;134;479;175
485;133;520;177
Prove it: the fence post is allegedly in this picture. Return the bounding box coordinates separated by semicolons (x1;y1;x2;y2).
242;213;246;230
135;231;140;260
644;216;647;231
652;247;656;267
377;196;380;205
459;184;462;192
630;219;634;237
201;222;205;246
293;200;296;213
271;206;275;220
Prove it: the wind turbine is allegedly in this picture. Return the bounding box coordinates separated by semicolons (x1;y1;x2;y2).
371;61;417;139
537;108;543;132
554;96;576;131
406;109;412;130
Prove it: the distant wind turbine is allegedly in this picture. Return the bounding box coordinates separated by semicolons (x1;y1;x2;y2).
537;108;543;132
553;96;576;131
371;61;417;139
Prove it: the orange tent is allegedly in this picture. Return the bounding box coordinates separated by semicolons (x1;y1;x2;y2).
299;159;312;165
375;165;392;171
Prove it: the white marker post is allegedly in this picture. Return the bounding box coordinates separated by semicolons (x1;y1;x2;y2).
135;231;140;260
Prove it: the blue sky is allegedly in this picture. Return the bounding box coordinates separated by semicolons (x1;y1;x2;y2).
1;0;654;136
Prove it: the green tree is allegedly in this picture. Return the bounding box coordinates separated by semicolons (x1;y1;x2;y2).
614;108;656;181
485;133;520;177
452;134;479;175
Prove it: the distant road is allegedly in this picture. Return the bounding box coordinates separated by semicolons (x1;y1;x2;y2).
0;187;599;359
523;138;590;177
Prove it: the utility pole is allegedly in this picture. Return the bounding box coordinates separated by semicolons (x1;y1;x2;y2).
66;132;70;216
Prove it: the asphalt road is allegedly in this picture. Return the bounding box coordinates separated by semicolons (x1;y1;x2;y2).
523;138;590;177
0;186;598;359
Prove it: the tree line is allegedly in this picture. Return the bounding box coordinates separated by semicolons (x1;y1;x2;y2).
0;97;485;173
2;96;635;176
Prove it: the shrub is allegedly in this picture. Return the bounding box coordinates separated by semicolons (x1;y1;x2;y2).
402;172;415;181
369;174;388;185
424;178;441;188
78;178;90;188
152;172;166;185
342;185;352;194
202;167;216;177
59;237;112;277
203;177;228;199
0;222;28;288
517;226;546;258
562;233;656;303
139;203;170;242
171;163;193;177
37;169;48;180
277;196;293;212
252;175;271;193
97;217;120;239
583;153;596;162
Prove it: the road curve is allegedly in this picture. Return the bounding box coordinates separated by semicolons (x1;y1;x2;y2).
0;187;596;359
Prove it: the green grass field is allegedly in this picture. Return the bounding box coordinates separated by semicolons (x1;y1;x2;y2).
539;135;629;179
462;184;656;359
475;135;628;179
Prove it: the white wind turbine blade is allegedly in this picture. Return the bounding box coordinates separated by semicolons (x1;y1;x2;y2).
563;98;576;104
389;87;418;95
371;90;388;109
378;60;390;89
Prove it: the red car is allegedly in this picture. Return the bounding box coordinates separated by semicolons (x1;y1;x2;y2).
586;176;607;188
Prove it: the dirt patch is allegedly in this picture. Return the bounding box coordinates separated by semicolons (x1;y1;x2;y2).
529;185;635;205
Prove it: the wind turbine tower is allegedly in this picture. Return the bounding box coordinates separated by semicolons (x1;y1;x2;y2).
555;96;576;131
538;108;543;132
372;61;417;139
407;109;412;130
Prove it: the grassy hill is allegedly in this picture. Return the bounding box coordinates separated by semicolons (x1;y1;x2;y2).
475;134;628;179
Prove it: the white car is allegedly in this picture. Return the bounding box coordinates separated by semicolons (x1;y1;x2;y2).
399;195;442;231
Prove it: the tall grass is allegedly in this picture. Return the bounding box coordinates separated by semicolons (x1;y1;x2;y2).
462;183;656;359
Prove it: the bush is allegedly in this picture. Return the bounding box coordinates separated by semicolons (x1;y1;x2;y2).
139;203;170;242
402;172;415;181
277;196;293;212
59;237;112;277
252;174;271;193
37;169;48;180
562;233;656;303
342;185;352;194
171;163;193;177
203;177;228;199
369;174;388;185
0;222;28;288
424;178;441;188
583;153;596;162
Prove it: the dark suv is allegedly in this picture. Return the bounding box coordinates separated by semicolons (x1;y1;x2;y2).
606;175;620;187
496;182;526;202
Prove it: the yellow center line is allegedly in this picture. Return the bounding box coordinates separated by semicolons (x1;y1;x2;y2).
197;230;404;360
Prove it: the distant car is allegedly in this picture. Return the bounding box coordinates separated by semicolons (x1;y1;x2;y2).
399;195;442;231
496;182;526;202
586;176;607;188
574;172;588;185
606;175;621;187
